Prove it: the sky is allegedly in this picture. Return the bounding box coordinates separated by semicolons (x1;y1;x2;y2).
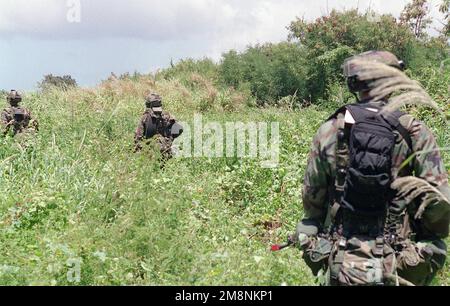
0;0;446;90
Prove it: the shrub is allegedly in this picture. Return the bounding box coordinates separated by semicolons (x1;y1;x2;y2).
219;43;309;106
287;9;449;102
39;74;78;91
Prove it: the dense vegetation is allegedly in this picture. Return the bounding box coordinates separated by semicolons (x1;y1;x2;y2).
0;5;448;285
38;74;78;91
160;8;449;107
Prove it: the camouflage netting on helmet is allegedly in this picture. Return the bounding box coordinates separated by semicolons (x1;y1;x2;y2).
343;51;405;77
7;90;22;104
344;57;441;114
145;93;163;108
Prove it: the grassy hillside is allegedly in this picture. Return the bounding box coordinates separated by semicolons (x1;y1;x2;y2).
0;74;448;285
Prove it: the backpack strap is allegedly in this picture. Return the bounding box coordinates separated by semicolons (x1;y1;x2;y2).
327;105;349;121
381;111;413;151
330;112;351;227
330;103;413;151
329;238;347;286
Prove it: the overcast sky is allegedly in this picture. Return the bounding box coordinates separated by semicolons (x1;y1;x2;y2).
0;0;446;90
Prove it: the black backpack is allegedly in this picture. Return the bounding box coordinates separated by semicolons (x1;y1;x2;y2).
329;103;413;238
144;113;158;138
144;112;181;139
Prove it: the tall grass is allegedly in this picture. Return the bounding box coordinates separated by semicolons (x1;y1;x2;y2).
0;75;448;285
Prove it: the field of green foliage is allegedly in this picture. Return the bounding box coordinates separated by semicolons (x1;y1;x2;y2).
0;7;449;286
0;70;448;285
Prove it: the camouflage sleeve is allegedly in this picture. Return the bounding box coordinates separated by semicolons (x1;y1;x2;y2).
1;110;11;126
409;119;450;238
134;113;147;145
302;120;337;226
24;108;32;127
1;109;12;134
162;112;176;126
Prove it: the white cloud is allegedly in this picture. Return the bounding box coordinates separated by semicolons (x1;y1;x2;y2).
0;0;445;58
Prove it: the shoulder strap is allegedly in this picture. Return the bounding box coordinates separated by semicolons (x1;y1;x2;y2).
329;103;413;151
327;105;350;122
345;104;377;122
329;114;351;230
381;111;413;151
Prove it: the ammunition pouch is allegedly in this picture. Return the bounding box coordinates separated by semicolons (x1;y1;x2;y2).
328;236;397;286
397;240;447;286
301;236;333;276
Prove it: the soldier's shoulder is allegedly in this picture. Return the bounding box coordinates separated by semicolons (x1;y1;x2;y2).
141;110;152;117
316;117;339;137
309;117;340;150
398;113;415;129
162;111;175;120
398;113;434;138
22;107;32;114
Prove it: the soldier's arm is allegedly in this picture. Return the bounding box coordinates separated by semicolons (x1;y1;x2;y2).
23;108;32;127
410;119;450;238
1;110;11;126
302;120;335;228
27;109;38;128
1;110;13;134
163;112;176;125
134;114;146;150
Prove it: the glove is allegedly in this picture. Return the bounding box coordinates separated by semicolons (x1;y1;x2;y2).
294;219;319;250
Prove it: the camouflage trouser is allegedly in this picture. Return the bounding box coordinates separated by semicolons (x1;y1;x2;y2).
138;135;174;161
301;236;447;286
155;136;174;160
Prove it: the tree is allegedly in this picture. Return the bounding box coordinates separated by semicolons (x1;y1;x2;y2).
288;9;417;61
288;9;419;101
400;0;432;39
439;0;450;37
219;43;309;105
39;74;78;91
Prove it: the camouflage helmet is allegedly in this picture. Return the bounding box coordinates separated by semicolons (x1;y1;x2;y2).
343;51;405;93
6;90;22;104
145;93;163;112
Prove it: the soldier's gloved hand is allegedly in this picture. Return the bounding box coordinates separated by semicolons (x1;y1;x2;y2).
294;219;319;250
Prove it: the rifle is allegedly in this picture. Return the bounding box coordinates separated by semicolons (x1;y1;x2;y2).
271;235;295;252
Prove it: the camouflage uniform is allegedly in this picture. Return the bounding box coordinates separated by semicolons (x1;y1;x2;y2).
134;94;177;160
301;108;449;285
297;52;450;286
1;90;39;136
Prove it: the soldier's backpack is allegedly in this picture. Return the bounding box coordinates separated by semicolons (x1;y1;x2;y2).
12;107;25;123
329;102;412;236
143;111;179;139
326;102;413;285
144;112;158;138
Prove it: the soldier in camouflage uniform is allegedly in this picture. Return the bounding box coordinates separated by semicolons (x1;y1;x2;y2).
295;51;450;286
1;90;39;137
134;93;179;160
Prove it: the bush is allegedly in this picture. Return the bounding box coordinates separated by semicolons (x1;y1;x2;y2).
219;43;309;106
158;58;219;84
287;9;449;102
39;74;78;91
